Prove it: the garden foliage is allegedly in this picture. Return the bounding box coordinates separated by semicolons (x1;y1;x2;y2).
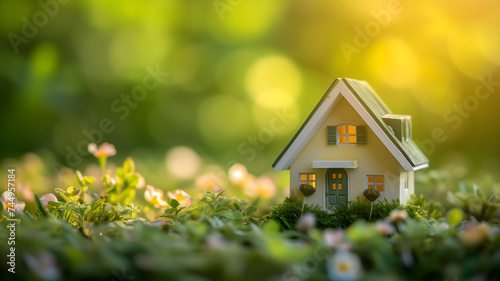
2;150;500;280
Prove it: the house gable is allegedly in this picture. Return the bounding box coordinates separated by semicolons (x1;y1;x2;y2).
289;96;403;208
272;78;429;171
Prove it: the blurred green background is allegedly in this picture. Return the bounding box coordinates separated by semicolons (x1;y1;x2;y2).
1;0;500;200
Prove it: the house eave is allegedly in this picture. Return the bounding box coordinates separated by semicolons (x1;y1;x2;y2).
312;160;359;169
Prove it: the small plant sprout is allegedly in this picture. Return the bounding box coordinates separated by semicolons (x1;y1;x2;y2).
167;189;193;208
363;188;380;221
299;183;316;212
88;142;116;180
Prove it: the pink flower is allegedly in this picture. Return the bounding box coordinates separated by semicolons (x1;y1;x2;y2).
295;213;316;233
88;142;116;158
144;185;168;208
389;210;408;223
40;193;58;210
458;221;493;246
245;176;277;199
376;220;396;236
323;229;346;247
136;173;146;189
195;172;222;191
1;191;25;214
167;189;193;208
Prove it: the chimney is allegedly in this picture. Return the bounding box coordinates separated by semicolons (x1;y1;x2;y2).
381;115;412;142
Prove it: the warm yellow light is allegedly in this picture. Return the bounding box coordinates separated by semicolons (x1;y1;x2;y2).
348;125;356;134
245;55;302;108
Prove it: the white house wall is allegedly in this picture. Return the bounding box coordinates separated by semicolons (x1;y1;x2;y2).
290;96;403;209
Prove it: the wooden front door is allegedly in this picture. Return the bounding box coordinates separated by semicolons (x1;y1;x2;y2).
326;168;348;209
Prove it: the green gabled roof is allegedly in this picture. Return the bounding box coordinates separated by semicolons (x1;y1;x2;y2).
342;78;429;168
272;78;429;169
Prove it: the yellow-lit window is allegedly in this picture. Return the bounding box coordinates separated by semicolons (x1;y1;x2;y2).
299;173;316;188
337;124;357;144
367;175;384;192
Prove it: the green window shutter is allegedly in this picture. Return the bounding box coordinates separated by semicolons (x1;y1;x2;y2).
356;125;367;144
327;126;337;145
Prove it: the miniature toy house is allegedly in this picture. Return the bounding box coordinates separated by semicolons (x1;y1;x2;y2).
273;78;428;210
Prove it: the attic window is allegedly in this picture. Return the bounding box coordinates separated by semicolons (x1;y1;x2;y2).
338;125;356;144
327;124;366;145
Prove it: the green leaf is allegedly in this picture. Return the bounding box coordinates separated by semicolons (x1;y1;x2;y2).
263;221;280;233
55;188;73;202
215;207;231;214
243;205;258;216
169;199;180;208
88;192;100;203
116;168;125;179
120;188;136;204
231;211;243;219
84;176;95;185
447;208;464;228
66;186;82;196
48;201;62;208
233;201;241;210
125;174;139;189
75;171;85;187
123;157;135;174
34;194;49;218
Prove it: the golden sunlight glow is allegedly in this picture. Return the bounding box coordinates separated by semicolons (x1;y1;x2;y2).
448;26;490;79
476;18;500;65
413;60;457;115
245;55;302;108
367;38;418;89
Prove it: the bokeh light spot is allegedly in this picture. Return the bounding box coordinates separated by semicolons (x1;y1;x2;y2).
31;42;59;78
448;26;490;78
367;38;418;89
475;18;500;65
245;55;302;108
165;146;201;180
